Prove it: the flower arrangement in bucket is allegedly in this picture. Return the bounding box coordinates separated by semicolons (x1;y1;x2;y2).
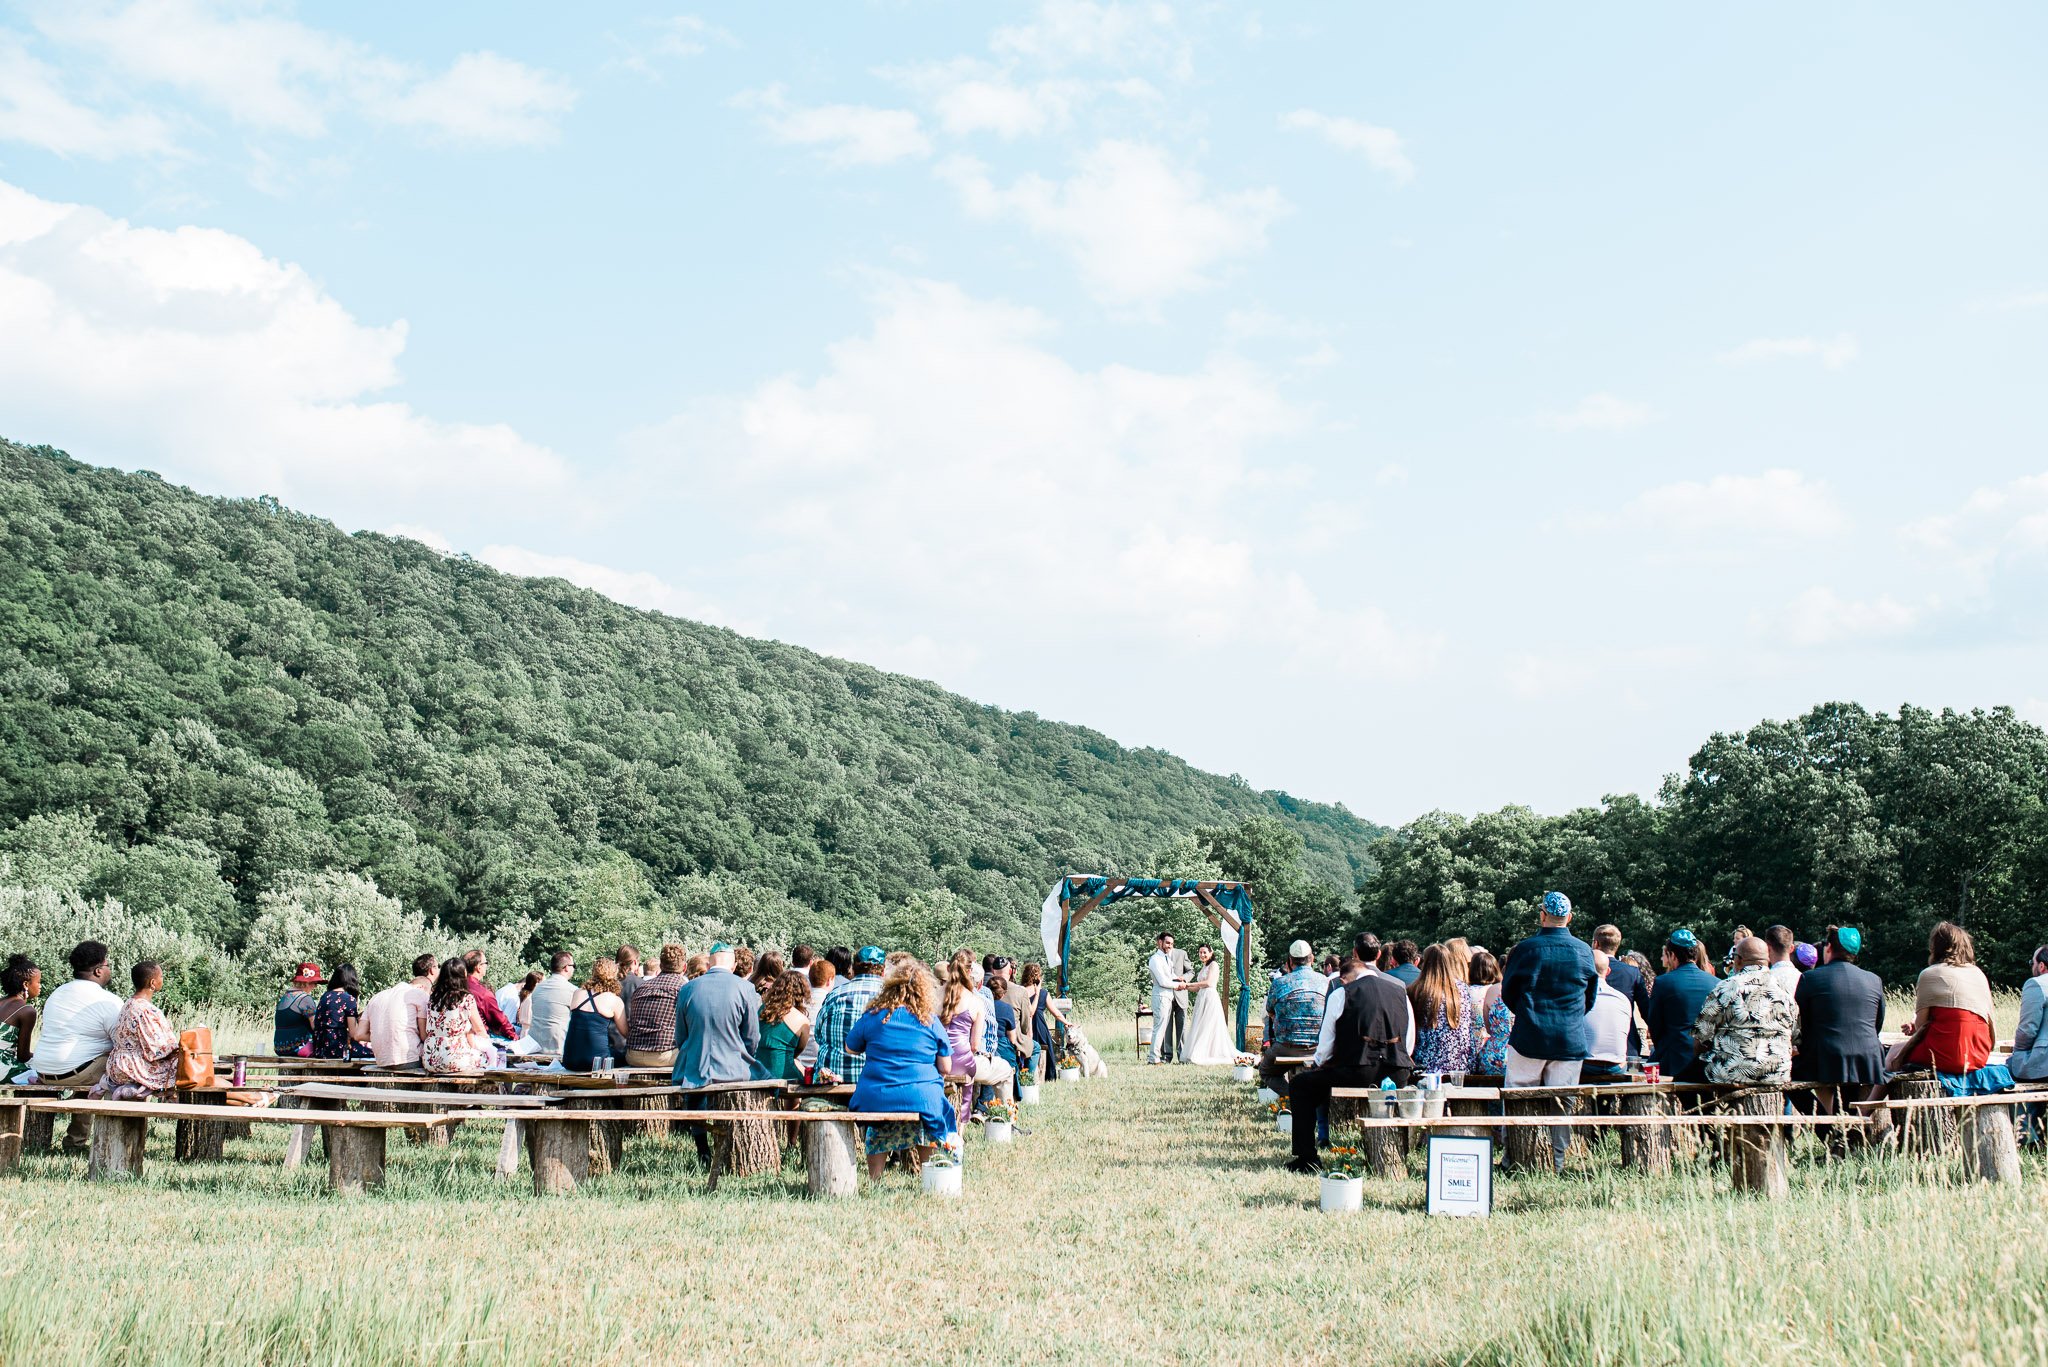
921;1136;964;1197
1018;1078;1042;1105
1057;1051;1081;1083
1267;1098;1292;1138
1318;1145;1366;1213
1231;1054;1258;1084
983;1099;1019;1144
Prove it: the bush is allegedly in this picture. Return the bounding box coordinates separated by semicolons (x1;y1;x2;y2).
0;886;250;1011
241;871;533;995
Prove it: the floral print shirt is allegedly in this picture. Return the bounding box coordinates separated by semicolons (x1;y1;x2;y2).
106;996;179;1094
1692;967;1800;1085
423;1001;490;1074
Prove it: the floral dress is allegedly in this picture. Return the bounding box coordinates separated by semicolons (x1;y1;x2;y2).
423;1002;490;1074
105;996;179;1096
1414;1002;1477;1075
311;988;371;1059
1474;995;1514;1076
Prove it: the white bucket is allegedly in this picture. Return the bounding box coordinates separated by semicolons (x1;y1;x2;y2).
986;1120;1014;1144
1274;1111;1292;1137
1058;1067;1080;1083
1395;1089;1424;1121
1019;1084;1042;1106
1421;1089;1447;1119
1319;1174;1364;1213
1365;1091;1389;1119
1232;1064;1257;1084
921;1164;963;1198
1256;1086;1279;1105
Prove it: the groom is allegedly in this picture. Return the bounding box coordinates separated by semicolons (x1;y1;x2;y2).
1147;932;1192;1064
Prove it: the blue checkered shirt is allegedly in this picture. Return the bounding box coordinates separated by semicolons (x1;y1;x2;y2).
1267;966;1329;1050
812;973;884;1082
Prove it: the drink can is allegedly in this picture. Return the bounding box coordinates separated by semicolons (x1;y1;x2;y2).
1644;1063;1661;1085
231;1057;246;1088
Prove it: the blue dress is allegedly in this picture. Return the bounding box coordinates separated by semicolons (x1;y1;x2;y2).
846;1007;956;1144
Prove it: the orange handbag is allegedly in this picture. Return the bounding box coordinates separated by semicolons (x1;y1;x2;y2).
176;1026;216;1090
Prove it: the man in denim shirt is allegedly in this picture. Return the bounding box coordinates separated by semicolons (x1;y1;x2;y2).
1257;939;1328;1091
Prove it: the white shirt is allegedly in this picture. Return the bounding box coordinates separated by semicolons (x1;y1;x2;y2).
28;977;123;1076
1148;950;1177;994
1584;978;1631;1066
1311;968;1418;1066
366;982;430;1067
1768;960;1801;997
495;980;523;1022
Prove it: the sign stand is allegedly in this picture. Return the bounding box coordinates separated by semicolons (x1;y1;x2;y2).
1426;1134;1493;1217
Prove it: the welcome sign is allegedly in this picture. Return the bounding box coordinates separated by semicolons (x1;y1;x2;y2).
1426;1135;1493;1217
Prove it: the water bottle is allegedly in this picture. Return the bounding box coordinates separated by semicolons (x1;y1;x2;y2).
231;1057;246;1088
1379;1077;1396;1091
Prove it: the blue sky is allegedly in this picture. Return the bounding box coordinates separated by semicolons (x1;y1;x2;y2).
2;1;2046;825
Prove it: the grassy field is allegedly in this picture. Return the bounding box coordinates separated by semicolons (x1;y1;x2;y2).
5;1008;2047;1366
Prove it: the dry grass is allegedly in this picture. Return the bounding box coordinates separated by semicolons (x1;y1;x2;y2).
4;1010;2047;1365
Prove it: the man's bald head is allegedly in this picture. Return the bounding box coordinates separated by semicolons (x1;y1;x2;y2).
1734;936;1769;970
1592;948;1611;978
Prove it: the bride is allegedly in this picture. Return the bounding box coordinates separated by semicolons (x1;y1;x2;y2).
1181;943;1236;1065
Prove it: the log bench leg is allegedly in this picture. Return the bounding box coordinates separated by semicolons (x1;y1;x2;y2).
1723;1090;1788;1197
1619;1092;1674;1176
706;1094;780;1191
174;1092;227;1162
22;1105;54;1155
805;1119;861;1198
496;1119;525;1180
0;1101;23;1174
1892;1075;1958;1157
327;1125;387;1195
88;1115;148;1181
528;1118;590;1195
1965;1103;2022;1185
1503;1095;1567;1173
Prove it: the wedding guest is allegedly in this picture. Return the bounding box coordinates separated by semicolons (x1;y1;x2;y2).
0;954;40;1083
941;952;989;1096
731;945;758;983
672;943;761;1089
1791;926;1888;1137
103;961;179;1098
1259;939;1329;1089
561;958;629;1072
423;958;492;1074
1443;937;1474;986
1646;930;1716;1081
493;970;529;1029
2008;945;2048;1082
1468;950;1511;1075
461;949;518;1040
685;952;709;979
1285;931;1415;1173
366;954;436;1069
791;944;815;974
1792;942;1819;972
752;951;786;994
1764;925;1801;996
1887;921;1995;1076
272;962;321;1055
1592;924;1652;1062
1386;940;1421;986
795;959;835;1074
814;946;887;1084
615;945;643;1010
624;943;689;1069
1410;944;1476;1076
753;970;813;1082
847;961;956;1180
511;972;542;1035
1004;962;1040;1080
1580;950;1633;1083
825;946;854;981
28;941;124;1151
1692;937;1798;1084
310;963;372;1060
1499;892;1599;1172
525;952;579;1055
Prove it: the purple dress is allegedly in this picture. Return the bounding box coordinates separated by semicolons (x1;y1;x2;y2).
945;1008;979;1081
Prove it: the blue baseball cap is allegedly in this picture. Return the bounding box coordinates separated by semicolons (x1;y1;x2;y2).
854;945;885;966
1542;891;1572;919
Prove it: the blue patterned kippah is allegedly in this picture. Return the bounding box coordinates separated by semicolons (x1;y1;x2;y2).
1543;891;1572;918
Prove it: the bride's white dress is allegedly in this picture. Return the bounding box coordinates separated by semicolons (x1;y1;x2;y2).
1182;963;1235;1065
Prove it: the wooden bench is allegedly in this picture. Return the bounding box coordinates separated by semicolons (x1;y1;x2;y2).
1853;1090;2040;1184
15;1098;455;1193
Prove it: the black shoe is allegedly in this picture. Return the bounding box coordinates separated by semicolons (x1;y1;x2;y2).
1284;1158;1323;1175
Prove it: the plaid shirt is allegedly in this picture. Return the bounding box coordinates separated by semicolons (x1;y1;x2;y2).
1267;965;1329;1050
624;972;687;1052
813;973;885;1082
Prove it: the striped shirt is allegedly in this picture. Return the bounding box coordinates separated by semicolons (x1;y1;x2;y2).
812;973;885;1082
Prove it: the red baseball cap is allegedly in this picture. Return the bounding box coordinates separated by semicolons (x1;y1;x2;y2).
291;962;323;984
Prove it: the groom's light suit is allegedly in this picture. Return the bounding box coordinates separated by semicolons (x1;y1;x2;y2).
1148;947;1193;1062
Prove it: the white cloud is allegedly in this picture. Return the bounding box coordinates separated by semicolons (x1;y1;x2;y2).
1625;469;1848;538
0;176;568;505
477;545;747;631
1987;289;2048;312
1906;474;2048;559
1279;109;1413;183
1752;587;1922;648
734;84;931;166
1536;392;1654;432
29;0;574;147
1718;333;1859;371
631;276;1434;678
941;140;1286;307
0;36;179;158
990;1;1191;78
606;15;734;75
884;59;1085;139
383;523;453;553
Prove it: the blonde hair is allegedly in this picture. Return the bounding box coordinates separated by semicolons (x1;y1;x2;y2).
868;961;939;1024
1443;937;1472;985
583;957;622;997
940;949;976;1021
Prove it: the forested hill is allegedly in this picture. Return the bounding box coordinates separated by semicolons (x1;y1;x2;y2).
0;441;1381;969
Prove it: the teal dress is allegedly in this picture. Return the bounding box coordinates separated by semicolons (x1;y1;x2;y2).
753;1018;804;1082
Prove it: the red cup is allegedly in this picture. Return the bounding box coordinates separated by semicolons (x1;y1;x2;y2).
1644;1063;1662;1085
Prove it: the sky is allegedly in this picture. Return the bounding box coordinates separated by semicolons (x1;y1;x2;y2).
2;1;2046;827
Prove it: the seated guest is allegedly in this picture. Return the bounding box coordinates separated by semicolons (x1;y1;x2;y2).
847;960;956;1180
1691;937;1798;1084
1410;944;1476;1077
28;940;124;1151
752;970;814;1082
1;954;40;1083
1764;924;1800;996
311;964;373;1060
684;952;709;980
731;945;757;983
1470;950;1511;1075
102;961;179;1098
1792;926;1887;1135
1592;924;1651;1062
1646;929;1716;1082
366;954;436;1069
422;959;492;1074
672;943;760;1089
1888;920;1994;1076
561;958;629;1072
979;961;1024;1109
814;946;887;1084
1286;931;1415;1173
623;943;688;1069
1793;942;1819;972
461;949;518;1040
1580;950;1632;1082
1259;939;1329;1089
797;958;836;1074
826;946;854;981
273;962;321;1055
1386;940;1421;986
615;945;643;1010
2008;945;2048;1081
494;970;534;1030
525;952;579;1056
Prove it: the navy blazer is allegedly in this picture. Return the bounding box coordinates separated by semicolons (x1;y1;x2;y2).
1645;963;1715;1080
1501;927;1599;1060
1604;957;1652;1055
1792;959;1888;1084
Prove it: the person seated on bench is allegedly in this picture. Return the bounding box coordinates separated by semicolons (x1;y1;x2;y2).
2007;944;2048;1083
813;945;887;1085
752;970;813;1083
27;940;124;1152
311;964;373;1060
1286;931;1415;1174
846;958;956;1180
1;953;39;1083
1791;926;1888;1144
1580;951;1633;1084
561;958;629;1072
101;960;179;1099
623;943;688;1070
1692;937;1797;1085
1888;921;1994;1077
1646;930;1716;1082
273;962;321;1056
1258;939;1328;1091
423;958;493;1074
1471;950;1510;1076
366;954;437;1070
1411;944;1476;1077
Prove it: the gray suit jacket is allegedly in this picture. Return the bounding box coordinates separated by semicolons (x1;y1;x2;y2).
671;969;761;1088
1168;948;1192;1010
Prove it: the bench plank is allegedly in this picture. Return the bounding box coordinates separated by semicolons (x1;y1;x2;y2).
286;1083;552;1109
25;1099;452;1129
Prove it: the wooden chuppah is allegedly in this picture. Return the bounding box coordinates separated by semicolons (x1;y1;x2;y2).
1048;876;1257;1051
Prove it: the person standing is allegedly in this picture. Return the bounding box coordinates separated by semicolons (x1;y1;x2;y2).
1259;940;1329;1089
1146;933;1187;1065
1646;929;1717;1082
1691;937;1798;1084
28;941;125;1152
1285;931;1415;1173
1499;892;1599;1173
525;952;578;1055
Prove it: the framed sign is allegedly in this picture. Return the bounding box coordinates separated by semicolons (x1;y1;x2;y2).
1426;1135;1493;1217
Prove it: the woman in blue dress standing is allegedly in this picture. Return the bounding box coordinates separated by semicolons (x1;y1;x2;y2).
847;956;956;1180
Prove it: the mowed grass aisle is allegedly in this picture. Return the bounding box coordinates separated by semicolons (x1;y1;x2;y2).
6;1024;2048;1366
